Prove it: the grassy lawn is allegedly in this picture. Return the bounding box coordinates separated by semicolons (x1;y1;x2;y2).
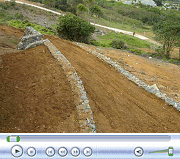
96;31;155;48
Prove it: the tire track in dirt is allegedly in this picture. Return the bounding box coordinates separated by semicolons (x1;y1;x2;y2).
44;35;180;133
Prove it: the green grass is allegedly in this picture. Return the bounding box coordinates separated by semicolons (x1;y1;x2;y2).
96;31;153;48
89;17;154;39
7;20;55;35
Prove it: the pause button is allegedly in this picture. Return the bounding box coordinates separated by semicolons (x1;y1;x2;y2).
71;147;80;157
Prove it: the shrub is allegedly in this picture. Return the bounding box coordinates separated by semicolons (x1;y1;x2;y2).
110;39;126;49
56;13;95;43
0;2;9;10
88;37;101;46
10;0;16;6
155;46;164;55
127;47;145;55
15;13;23;20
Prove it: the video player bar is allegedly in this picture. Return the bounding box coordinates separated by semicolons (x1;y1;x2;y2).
0;133;180;159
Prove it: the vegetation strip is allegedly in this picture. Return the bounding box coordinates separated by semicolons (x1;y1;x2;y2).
6;0;152;42
76;43;180;112
17;27;96;133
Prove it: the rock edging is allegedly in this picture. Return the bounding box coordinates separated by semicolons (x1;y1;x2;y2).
17;27;43;50
76;43;180;112
44;39;96;133
16;27;96;133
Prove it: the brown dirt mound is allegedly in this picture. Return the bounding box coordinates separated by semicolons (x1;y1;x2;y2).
0;26;79;133
44;34;180;133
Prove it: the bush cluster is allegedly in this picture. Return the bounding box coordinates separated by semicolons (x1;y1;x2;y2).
110;39;126;49
56;13;95;43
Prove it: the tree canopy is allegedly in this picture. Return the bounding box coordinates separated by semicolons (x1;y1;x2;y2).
56;12;95;43
153;14;180;58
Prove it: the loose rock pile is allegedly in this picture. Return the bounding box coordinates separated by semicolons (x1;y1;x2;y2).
17;27;44;50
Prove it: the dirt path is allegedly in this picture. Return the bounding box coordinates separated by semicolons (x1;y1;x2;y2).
44;35;180;133
0;26;79;133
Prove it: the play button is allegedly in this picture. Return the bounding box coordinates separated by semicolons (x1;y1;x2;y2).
11;145;23;157
134;147;144;157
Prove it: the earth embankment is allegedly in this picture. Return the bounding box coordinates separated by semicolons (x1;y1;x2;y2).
45;34;180;133
0;26;79;133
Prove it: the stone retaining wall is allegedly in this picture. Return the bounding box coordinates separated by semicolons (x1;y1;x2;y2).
44;39;96;133
17;27;43;50
16;27;96;133
76;43;180;112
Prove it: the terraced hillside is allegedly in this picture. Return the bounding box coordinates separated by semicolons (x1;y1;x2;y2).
1;25;180;133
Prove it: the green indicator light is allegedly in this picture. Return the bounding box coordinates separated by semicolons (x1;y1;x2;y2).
17;136;20;142
7;136;20;142
168;147;173;156
7;136;10;142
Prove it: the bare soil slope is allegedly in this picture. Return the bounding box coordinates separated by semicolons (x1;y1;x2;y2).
79;44;180;105
45;34;180;133
1;25;180;133
0;25;79;133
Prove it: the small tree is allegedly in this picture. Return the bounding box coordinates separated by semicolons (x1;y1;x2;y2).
153;15;180;58
56;13;95;43
77;4;87;16
90;5;103;18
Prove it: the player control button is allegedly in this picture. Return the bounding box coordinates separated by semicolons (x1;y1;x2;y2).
71;147;80;157
83;147;92;157
46;147;55;157
11;145;23;157
58;147;68;157
27;147;36;157
134;147;144;157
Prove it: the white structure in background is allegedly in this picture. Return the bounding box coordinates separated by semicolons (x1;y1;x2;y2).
123;0;157;7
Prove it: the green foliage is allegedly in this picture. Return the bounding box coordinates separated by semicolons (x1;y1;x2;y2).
97;31;151;48
0;2;10;10
110;39;126;49
169;59;180;64
90;5;103;17
88;37;101;46
153;0;163;6
127;47;145;55
155;46;164;55
153;14;180;58
0;2;23;23
116;5;161;25
77;4;87;15
96;0;109;8
10;0;16;6
15;12;23;19
56;13;95;43
7;20;55;35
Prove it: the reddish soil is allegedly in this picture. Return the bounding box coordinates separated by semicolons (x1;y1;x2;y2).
0;25;79;133
78;44;180;105
44;34;180;133
1;25;180;133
